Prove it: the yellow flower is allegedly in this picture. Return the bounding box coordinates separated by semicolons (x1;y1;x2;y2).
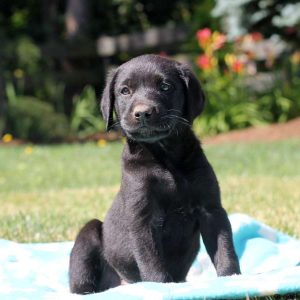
24;146;33;155
2;133;13;143
14;69;24;79
97;139;107;147
224;54;236;67
291;51;300;65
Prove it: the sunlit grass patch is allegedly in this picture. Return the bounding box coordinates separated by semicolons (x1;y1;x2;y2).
0;139;299;242
221;176;300;238
1;186;118;242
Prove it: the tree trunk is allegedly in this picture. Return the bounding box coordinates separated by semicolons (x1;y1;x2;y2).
0;75;7;136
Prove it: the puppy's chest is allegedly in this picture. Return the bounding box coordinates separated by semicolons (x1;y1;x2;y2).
151;166;198;203
150;168;201;231
151;204;200;248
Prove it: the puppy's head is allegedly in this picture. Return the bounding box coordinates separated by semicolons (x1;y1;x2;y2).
101;54;205;143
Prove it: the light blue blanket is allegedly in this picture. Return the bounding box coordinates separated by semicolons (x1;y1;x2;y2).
1;214;300;299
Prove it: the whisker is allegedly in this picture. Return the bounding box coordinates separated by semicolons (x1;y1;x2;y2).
167;109;182;114
107;121;121;131
162;115;191;127
163;114;190;123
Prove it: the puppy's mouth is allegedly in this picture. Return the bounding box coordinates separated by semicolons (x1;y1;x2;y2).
122;124;173;143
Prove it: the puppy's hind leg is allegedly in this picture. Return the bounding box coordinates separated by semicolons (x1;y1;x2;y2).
69;219;121;294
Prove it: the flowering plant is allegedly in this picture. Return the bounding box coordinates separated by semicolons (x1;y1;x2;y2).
196;28;227;72
195;28;265;75
193;28;300;136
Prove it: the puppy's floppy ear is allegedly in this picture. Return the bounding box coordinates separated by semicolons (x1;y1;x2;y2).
177;63;206;123
100;69;118;130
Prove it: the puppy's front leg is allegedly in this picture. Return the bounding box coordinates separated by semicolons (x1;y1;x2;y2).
200;207;241;276
130;224;172;282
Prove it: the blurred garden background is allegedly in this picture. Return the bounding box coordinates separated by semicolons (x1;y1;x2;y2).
0;0;300;243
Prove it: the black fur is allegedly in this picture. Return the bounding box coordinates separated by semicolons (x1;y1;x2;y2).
69;54;241;294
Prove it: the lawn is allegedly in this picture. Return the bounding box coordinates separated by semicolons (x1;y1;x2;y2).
0;139;299;242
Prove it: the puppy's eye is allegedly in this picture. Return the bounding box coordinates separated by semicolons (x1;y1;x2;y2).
121;87;130;95
160;82;172;92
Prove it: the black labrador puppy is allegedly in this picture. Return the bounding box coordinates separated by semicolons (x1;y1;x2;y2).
69;54;240;294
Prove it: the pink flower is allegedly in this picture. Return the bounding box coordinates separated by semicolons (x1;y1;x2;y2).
158;51;168;57
212;33;226;50
196;28;212;49
197;54;214;71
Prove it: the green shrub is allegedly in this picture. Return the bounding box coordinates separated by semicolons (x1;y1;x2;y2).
194;75;270;136
71;85;105;138
194;73;300;137
7;97;70;142
258;76;300;123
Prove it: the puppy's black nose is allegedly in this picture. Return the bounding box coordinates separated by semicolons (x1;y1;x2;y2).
133;105;155;121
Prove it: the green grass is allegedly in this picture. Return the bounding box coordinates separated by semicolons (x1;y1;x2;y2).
0;139;299;242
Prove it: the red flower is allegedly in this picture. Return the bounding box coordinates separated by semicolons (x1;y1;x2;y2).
250;32;263;41
196;28;212;49
232;60;244;73
285;27;296;34
197;54;213;71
